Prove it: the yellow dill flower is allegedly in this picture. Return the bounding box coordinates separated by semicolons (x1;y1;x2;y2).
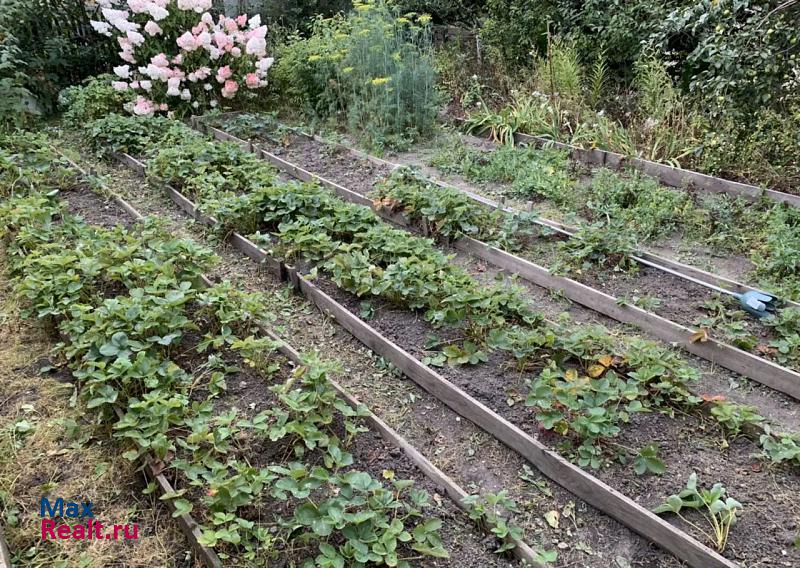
417;14;432;24
308;54;322;63
342;66;354;74
371;77;391;86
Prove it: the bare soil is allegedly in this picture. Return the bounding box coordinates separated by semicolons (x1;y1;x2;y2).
200;120;800;565
60;152;522;567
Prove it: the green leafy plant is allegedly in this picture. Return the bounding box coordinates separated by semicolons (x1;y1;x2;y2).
462;491;524;554
271;1;439;150
553;222;639;275
633;444;666;476
653;473;742;552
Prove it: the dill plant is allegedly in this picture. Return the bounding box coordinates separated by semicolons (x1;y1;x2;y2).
271;0;439;149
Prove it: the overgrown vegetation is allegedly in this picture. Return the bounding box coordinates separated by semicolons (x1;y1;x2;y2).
0;0;114;127
449;0;800;190
428;136;800;301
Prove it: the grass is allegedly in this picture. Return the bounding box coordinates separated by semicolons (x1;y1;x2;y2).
0;251;190;567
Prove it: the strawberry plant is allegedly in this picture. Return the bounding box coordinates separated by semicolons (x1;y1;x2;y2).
462;491;524;554
553;222;639;275
0;138;453;565
373;168;483;239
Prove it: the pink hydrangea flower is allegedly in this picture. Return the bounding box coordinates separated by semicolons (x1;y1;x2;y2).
194;66;211;80
112;81;129;91
127;0;147;13
176;31;197;51
167;77;181;96
133;97;155;116
245;73;259;89
213;31;231;49
113;64;131;79
216;65;232;83
221;80;238;98
151;53;169;67
144;21;163;36
246;36;266;56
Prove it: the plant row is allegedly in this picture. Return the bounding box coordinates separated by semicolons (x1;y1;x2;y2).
81;115;800;478
430;136;800;302
0;131;460;566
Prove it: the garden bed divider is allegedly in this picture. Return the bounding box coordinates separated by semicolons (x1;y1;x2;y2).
450;117;800;208
112;149;737;568
191;123;800;401
200;114;799;308
0;525;11;568
23;148;222;568
106;151;545;565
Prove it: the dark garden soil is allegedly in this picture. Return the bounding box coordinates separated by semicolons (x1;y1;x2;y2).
61;186;135;229
312;270;800;567
193;121;800;565
394;131;773;290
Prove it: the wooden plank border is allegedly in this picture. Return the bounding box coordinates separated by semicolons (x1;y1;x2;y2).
191;126;800;400
0;524;11;568
112;149;737;568
455;237;800;399
260;328;545;566
290;266;736;568
267;118;797;306
509;130;800;208
201;114;799;312
111;151;544;566
60;154;224;568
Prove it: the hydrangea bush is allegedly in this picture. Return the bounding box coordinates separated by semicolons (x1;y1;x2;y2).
91;0;273;116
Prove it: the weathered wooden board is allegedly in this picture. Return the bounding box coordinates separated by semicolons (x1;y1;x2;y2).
0;525;11;568
258;325;545;566
199;125;800;400
291;269;736;568
511;131;800;208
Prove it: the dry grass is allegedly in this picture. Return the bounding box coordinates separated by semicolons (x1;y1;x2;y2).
0;252;194;568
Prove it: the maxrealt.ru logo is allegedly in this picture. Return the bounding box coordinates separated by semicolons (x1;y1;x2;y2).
40;497;139;541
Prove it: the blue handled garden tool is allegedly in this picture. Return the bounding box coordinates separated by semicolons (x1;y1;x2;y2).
633;257;781;319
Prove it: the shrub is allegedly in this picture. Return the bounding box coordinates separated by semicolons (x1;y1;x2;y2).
650;0;799;111
91;1;274;115
0;0;115;114
59;75;134;126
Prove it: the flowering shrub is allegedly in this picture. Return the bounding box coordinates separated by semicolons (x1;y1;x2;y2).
91;0;273;115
